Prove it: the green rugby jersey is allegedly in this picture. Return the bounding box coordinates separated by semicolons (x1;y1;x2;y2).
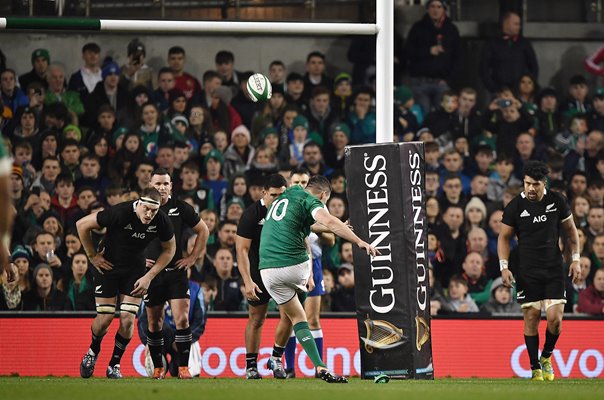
0;136;11;177
259;185;325;269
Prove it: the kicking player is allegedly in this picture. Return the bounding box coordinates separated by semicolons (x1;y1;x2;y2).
0;135;16;281
284;168;334;378
146;168;209;379
259;175;379;383
498;161;581;381
77;188;176;379
237;174;291;379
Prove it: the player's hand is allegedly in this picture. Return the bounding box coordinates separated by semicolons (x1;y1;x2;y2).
306;277;315;293
175;255;196;270
244;279;262;301
131;274;152;297
5;263;18;283
501;268;515;288
90;249;113;274
358;240;380;257
569;260;581;285
146;258;156;268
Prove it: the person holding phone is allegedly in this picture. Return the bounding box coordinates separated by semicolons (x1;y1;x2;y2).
121;38;155;91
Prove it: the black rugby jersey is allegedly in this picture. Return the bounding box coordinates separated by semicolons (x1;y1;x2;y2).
236;199;268;271
96;200;174;269
146;196;201;268
502;189;571;271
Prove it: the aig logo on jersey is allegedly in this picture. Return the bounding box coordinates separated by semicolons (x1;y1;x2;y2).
132;232;145;239
533;215;547;223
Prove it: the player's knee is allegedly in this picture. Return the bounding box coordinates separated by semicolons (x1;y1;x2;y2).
96;303;116;322
307;314;320;328
174;313;189;329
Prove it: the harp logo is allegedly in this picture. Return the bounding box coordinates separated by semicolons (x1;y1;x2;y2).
415;316;430;351
361;318;406;353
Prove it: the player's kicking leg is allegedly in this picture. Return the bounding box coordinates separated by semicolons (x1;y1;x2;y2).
80;296;116;378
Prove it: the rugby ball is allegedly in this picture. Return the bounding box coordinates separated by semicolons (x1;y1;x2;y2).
247;73;272;102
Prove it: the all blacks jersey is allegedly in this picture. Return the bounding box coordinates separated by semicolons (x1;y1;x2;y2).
96;200;174;270
502;189;571;272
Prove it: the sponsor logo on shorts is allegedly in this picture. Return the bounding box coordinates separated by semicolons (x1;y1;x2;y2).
520;210;530;218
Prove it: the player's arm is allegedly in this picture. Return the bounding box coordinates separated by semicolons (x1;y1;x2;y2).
305;237;315;292
132;235;176;297
497;222;515;288
76;213;113;272
236;234;262;300
0;174;13;279
176;219;209;269
313;208;380;256
562;216;582;284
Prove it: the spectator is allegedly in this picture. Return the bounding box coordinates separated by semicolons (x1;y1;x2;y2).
203;149;229;208
535;87;562;146
1;69;29;116
406;0;461;114
480;11;538;94
394;85;420;141
212;248;243;311
465;197;487;231
223;125;255;180
323;123;350;171
302;51;333;101
279;115;310;169
347;87;376;144
332;73;353;121
59;252;94;311
12;246;31;296
215;50;242;97
301;141;332;178
153;67;176;113
176;160;214;213
466;226;500;280
561;75;592;118
424;90;458;145
0;263;21;310
268;60;287;93
428;262;447;315
21;263;66;311
588;233;604;277
306;86;339;145
461;251;492;306
433;205;466;287
201;71;231;133
250;86;286;141
589;89;604;132
75;154;111;201
45;64;85;123
426;196;442;228
245;144;279;185
487;154;521;202
19;48;50;91
84;62;128;128
453;87;482;142
513;132;547;180
554;114;589;157
565;255;592;313
516;74;539;112
577;268;604;315
442;274;479;313
466;144;494;178
480;277;521;315
587;179;604;207
68;42;102;104
9;165;26;211
565;130;604;181
424;142;441;174
439;148;471;195
285;72;307;113
167;46;202;101
331;263;355;312
121;38;155;91
31;155;61;195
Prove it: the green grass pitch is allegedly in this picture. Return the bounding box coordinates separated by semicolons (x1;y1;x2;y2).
1;377;602;400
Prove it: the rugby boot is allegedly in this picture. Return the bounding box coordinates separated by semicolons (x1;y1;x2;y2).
80;351;98;378
540;356;554;381
318;368;348;383
246;366;262;379
531;368;544;381
178;367;193;379
106;364;123;379
152;367;166;379
267;356;287;379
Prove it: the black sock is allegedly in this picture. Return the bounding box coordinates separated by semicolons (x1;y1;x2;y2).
109;333;131;367
175;327;192;367
525;334;540;370
246;353;258;369
272;344;285;358
90;329;105;356
147;329;165;369
542;329;560;359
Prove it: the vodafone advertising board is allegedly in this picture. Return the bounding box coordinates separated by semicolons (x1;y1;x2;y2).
0;318;602;378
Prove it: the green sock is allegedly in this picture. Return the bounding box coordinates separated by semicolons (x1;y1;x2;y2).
293;321;325;368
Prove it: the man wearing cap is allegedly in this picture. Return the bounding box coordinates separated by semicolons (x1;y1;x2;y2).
77;187;176;379
279;115;310;169
223;125;255;180
394;85;420;140
45;64;85;121
302;51;333;101
203;149;229;208
68;42;103;104
480;11;538;94
331;72;352;120
122;38;155;91
323;123;350;171
85;61;129;128
285;72;307;113
19;48;50;91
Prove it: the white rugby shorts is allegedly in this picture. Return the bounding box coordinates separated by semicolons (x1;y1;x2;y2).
260;260;311;305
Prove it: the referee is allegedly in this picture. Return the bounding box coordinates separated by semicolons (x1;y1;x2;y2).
498;161;581;382
146;168;209;379
236;173;291;379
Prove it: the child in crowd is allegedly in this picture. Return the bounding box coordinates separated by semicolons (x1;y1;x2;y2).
443;274;479;313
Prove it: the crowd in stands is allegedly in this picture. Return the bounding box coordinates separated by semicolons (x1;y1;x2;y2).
1;2;604;316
